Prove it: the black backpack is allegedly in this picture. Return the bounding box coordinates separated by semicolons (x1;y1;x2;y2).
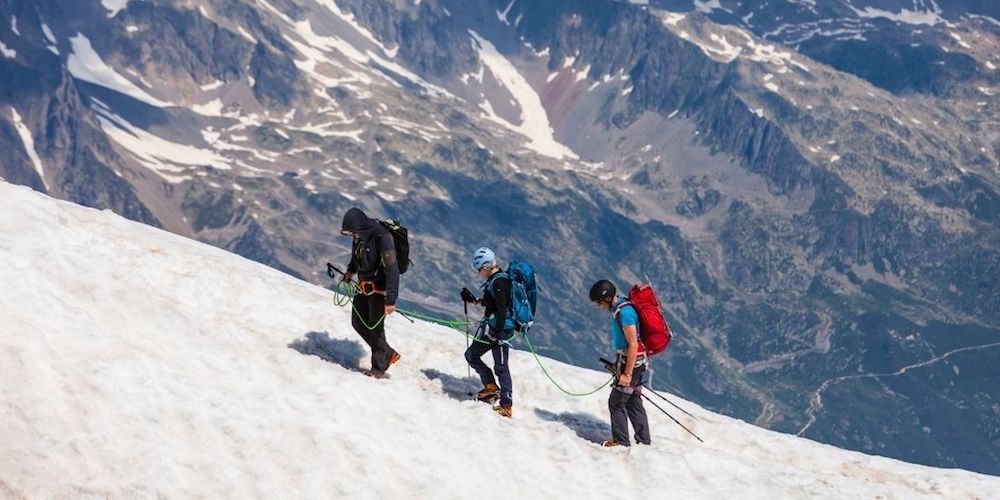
379;219;411;274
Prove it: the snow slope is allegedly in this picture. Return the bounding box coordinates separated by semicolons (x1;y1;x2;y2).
0;181;997;498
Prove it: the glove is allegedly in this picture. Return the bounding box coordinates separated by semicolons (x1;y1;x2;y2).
342;272;353;284
461;287;477;304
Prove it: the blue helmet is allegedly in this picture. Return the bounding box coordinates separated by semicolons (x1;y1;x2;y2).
471;247;496;271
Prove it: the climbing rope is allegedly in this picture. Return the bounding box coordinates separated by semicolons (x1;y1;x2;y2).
330;280;613;396
523;335;615;397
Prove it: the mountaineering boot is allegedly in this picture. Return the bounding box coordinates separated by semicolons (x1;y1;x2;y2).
364;369;389;379
494;405;513;418
602;439;622;448
389;351;401;366
476;383;500;403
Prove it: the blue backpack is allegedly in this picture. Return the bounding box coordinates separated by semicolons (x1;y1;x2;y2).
485;260;537;333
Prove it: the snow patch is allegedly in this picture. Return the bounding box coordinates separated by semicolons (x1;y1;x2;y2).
469;31;577;160
125;25;139;33
660;11;685;26
9;108;48;190
41;23;56;45
694;0;724;15
68;34;172;108
949;32;971;49
11;16;19;36
200;80;224;92
830;155;841;163
497;0;516;25
0;41;14;59
316;0;396;58
851;6;943;26
92;103;228;182
100;0;130;18
192;99;224;117
987;61;996;70
236;26;256;43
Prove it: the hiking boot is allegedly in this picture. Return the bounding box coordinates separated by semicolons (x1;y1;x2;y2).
602;439;623;448
476;383;500;403
365;370;389;379
494;405;513;418
388;351;401;366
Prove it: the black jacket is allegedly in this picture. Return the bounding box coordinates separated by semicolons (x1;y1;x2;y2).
342;208;400;305
482;271;512;336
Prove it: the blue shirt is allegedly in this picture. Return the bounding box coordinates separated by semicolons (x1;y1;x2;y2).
609;297;638;351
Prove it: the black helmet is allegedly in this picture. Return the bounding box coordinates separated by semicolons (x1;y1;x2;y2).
589;280;616;302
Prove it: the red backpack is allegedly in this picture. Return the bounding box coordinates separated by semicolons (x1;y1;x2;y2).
614;284;672;356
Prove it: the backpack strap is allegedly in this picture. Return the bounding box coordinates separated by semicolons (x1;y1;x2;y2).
613;300;643;339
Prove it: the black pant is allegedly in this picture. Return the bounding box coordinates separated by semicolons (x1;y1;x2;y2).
609;365;651;446
464;332;513;407
352;293;396;372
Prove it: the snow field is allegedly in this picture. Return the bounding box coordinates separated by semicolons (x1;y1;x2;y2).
1;182;998;499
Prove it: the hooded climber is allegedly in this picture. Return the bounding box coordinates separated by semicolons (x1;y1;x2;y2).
340;207;401;378
590;279;651;447
460;247;515;418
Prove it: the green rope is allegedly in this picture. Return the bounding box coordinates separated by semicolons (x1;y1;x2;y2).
330;280;612;396
523;335;614;397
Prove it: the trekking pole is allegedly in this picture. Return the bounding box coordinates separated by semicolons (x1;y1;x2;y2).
640;392;704;443
464;300;471;380
394;309;416;323
642;383;699;420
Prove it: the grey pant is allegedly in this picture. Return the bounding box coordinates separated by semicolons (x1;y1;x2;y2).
608;364;651;446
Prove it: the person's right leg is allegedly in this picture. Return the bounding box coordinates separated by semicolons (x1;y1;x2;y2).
353;294;391;372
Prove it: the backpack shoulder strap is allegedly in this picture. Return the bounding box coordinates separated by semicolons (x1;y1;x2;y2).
614;300;637;332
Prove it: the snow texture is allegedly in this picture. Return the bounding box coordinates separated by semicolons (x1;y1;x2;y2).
9;108;47;189
101;0;130;18
469;31;577;160
67;34;172;108
91;101;228;182
0;40;14;58
851;5;944;26
1;182;999;498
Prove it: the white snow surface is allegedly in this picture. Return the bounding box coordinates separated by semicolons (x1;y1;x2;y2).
9;108;48;189
67;34;172;108
851;5;944;26
0;40;14;58
2;183;999;498
100;0;131;18
91;102;229;182
469;31;577;160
